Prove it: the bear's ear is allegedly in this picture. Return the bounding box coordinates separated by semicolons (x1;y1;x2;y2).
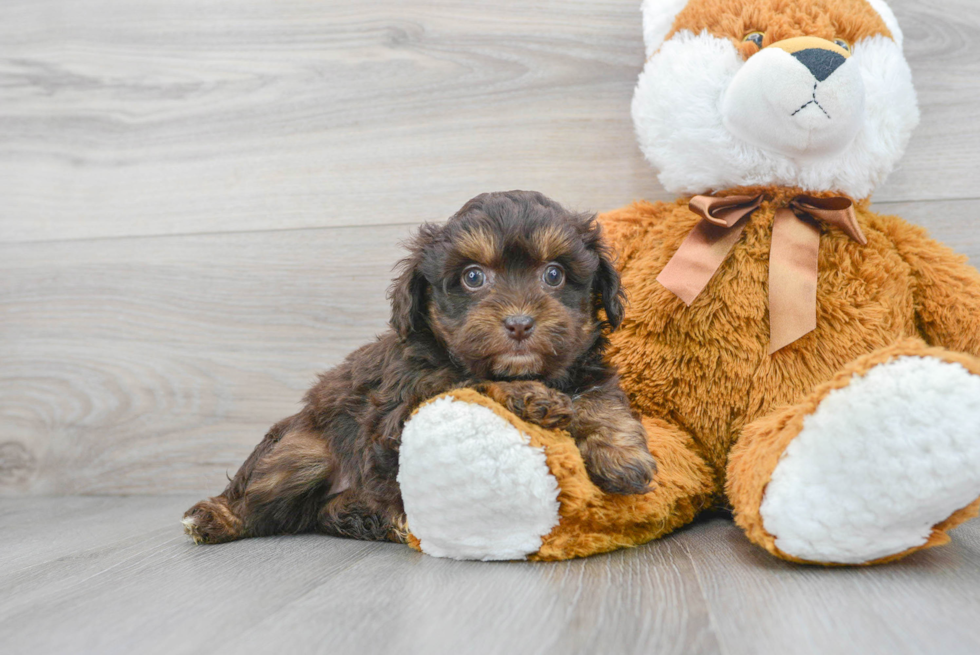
641;0;689;58
864;0;903;47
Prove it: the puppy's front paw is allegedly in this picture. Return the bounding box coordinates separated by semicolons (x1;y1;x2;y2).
182;498;243;545
475;381;573;430
581;435;658;496
517;384;573;430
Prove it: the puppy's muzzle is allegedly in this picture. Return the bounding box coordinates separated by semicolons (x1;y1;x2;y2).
504;315;535;342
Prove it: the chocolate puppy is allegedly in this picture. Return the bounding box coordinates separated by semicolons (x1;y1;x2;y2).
183;190;657;545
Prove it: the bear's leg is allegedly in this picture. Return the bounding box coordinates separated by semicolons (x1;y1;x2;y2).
398;388;715;561
727;339;980;565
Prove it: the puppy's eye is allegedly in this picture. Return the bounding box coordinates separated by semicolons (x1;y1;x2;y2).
833;38;851;52
743;31;765;49
461;265;486;290
542;264;565;288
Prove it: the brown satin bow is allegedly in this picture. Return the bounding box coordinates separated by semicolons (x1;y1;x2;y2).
656;193;867;353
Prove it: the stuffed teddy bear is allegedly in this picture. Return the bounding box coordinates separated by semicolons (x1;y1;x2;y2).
396;0;980;564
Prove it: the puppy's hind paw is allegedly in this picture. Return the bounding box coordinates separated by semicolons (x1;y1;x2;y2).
182;499;243;545
182;516;206;544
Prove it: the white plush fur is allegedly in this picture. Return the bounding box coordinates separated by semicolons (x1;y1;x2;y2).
633;3;918;198
722;47;865;160
865;0;904;47
641;0;689;58
759;357;980;564
398;396;561;561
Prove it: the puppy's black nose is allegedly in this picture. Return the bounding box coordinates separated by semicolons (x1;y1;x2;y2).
792;48;846;82
504;315;535;342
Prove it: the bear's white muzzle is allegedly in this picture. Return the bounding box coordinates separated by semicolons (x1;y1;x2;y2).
722;37;865;161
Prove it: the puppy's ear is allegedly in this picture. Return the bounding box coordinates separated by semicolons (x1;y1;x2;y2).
388;223;441;339
584;218;627;331
595;250;626;330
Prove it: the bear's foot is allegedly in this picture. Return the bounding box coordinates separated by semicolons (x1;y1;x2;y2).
733;346;980;565
400;389;717;561
398;391;562;561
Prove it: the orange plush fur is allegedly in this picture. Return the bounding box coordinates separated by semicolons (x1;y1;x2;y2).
601;186;980;558
579;0;980;562
406;388;715;561
402;0;980;564
512;184;980;562
666;0;891;58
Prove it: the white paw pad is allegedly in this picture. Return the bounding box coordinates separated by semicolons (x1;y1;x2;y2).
398;396;560;560
760;356;980;563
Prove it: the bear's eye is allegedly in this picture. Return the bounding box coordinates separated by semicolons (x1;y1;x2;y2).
833;38;851;52
743;32;765;49
461;265;486;290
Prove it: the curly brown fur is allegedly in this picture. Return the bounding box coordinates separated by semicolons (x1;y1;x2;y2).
183;190;655;546
570;384;657;494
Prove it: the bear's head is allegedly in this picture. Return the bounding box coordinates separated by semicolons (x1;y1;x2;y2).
633;0;918;198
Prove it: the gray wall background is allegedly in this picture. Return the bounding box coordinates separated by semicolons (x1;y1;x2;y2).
2;0;978;496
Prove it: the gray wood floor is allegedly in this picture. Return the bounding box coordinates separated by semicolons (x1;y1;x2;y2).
1;496;979;655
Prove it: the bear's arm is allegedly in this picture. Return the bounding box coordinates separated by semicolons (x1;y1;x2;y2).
890;218;980;357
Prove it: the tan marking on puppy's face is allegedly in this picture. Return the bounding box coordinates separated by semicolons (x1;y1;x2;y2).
428;260;592;381
529;224;576;263
455;228;499;267
667;0;892;59
421;196;616;382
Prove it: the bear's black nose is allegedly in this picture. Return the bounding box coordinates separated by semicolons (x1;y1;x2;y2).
792;48;846;82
